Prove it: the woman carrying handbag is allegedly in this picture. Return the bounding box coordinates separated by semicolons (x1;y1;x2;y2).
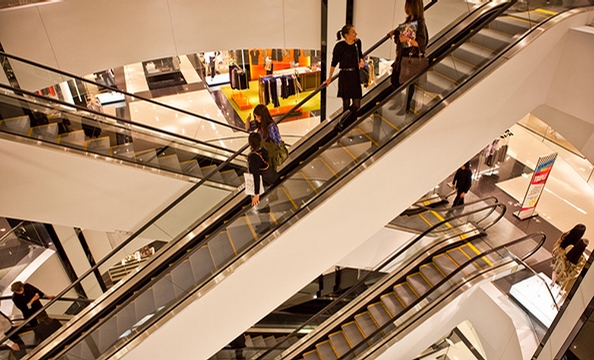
246;133;279;206
388;0;428;115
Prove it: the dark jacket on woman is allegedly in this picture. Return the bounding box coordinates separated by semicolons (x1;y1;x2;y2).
248;148;279;194
391;16;429;87
330;39;364;99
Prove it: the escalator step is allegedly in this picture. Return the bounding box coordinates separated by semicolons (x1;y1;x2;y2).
407;273;432;297
393;283;418;307
367;302;393;328
301;157;338;184
264;336;277;347
316;340;338;360
489;15;534;36
188;245;216;284
433;254;459;276
226;216;258;255
170;260;196;298
152;273;176;310
328;331;352;358
420;263;445;286
380;292;404;317
471;28;514;52
452;42;495;68
251;335;266;347
433;55;475;83
341;321;368;354
208;231;235;269
460;244;491;269
303;349;322;360
447;248;480;274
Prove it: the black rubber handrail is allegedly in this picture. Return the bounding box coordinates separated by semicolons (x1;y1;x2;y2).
255;200;505;359
336;232;546;360
0;51;246;133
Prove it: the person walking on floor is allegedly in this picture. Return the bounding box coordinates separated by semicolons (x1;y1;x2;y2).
451;161;472;207
323;24;364;130
388;0;428;115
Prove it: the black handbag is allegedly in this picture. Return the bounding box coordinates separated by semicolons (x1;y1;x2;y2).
399;53;428;84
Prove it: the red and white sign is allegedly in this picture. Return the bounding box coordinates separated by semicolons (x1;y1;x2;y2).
515;153;557;220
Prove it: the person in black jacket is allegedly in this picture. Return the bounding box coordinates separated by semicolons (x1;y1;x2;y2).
323;24;364;129
11;281;55;327
247;133;279;206
388;0;428;115
452;162;473;207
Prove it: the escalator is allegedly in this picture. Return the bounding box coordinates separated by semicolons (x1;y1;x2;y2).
282;232;546;360
1;2;585;359
208;196;506;360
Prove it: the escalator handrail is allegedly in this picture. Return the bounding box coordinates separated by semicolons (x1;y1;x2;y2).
0;83;242;160
336;232;546;360
3;0;509;351
0;51;246;133
256;201;506;359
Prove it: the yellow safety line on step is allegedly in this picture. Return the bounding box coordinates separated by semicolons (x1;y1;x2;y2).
299;171;319;194
226;229;239;256
318;156;338;177
405;276;421;297
467;241;493;266
245;217;258;240
419;213;434;227
338;142;358;160
374;112;400;130
355;127;379;147
281;186;298;210
535;8;557;15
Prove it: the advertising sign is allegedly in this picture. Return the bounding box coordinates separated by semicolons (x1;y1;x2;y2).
514;153;557;220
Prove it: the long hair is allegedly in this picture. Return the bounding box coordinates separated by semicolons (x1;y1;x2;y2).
566;238;588;265
336;24;354;41
560;224;586;249
405;0;424;21
253;104;275;140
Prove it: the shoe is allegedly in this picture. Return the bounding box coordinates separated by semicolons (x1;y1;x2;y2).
396;107;408;115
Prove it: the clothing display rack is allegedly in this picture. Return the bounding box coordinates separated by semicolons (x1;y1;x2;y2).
229;64;252;110
478;129;514;177
258;72;302;108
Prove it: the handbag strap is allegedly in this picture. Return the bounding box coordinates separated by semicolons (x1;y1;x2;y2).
253;150;270;171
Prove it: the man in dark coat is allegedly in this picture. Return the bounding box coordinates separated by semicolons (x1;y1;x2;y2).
11;281;54;327
452;161;473;207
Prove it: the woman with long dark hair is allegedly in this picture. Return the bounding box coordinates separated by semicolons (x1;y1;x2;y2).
551;224;586;285
323;24;364;129
388;0;428;115
245;104;284;169
247;132;279;206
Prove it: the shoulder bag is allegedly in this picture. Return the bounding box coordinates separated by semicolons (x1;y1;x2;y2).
399;50;428;85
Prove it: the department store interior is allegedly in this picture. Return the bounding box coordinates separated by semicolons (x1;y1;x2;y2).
0;0;593;359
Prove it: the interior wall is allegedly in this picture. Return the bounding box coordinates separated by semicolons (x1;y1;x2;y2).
544;24;594;162
0;0;321;77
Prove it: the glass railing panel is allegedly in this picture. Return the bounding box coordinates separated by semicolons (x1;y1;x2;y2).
0;222;48;287
0;52;246;147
